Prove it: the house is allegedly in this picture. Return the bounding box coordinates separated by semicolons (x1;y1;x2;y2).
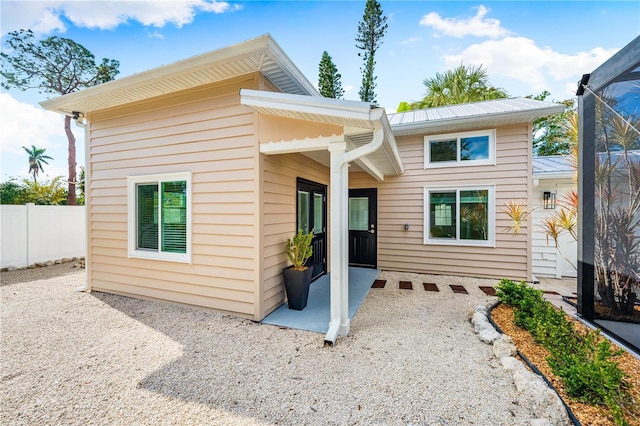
40;35;564;343
531;155;577;279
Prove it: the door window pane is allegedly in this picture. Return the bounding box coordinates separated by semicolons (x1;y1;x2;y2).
430;192;456;238
460;136;489;161
313;192;323;234
460;190;488;240
349;197;369;231
137;184;158;250
297;190;310;234
430;139;457;162
161;181;187;253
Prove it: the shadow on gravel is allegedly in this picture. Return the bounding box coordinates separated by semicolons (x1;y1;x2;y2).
91;290;323;423
0;264;84;287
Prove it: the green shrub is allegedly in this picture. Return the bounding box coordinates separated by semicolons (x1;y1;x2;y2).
495;279;633;425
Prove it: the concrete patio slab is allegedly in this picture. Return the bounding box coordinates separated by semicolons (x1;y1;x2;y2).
261;267;380;333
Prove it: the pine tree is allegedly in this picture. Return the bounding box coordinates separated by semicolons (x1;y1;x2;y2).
356;0;387;104
2;30;119;205
318;51;344;99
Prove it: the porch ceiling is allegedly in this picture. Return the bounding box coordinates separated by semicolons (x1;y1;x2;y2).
240;89;404;180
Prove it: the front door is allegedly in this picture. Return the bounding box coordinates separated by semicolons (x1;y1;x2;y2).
296;178;327;281
348;188;377;268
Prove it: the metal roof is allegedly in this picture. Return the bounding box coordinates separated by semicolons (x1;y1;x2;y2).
40;34;318;117
533;155;574;179
389;97;566;136
533;151;640;180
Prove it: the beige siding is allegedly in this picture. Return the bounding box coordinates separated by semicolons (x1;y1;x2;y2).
260;153;329;317
87;74;262;319
350;125;532;281
532;180;577;278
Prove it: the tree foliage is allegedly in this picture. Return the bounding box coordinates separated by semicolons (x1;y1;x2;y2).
1;29;120;205
529;91;577;156
318;51;344;99
356;0;387;103
22;145;53;183
0;177;68;205
400;64;508;110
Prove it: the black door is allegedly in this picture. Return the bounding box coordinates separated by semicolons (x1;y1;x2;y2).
348;188;377;268
296;178;327;281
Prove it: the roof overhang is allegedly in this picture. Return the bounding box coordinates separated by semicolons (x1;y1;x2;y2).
240;89;404;179
40;34;318;117
533;172;575;180
389;98;567;136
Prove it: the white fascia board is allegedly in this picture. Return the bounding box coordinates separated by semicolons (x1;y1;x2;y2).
240;89;378;123
379;112;404;175
391;105;566;136
533;172;575;180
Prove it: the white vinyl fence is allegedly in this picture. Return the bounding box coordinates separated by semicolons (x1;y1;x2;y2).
1;204;86;268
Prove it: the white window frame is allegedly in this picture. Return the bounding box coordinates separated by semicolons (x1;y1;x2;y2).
127;172;192;263
424;129;496;168
423;185;496;247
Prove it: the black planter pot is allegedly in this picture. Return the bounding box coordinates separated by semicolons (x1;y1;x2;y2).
282;266;313;310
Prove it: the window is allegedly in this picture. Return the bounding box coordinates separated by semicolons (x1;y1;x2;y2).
425;129;496;168
424;186;495;247
127;172;192;262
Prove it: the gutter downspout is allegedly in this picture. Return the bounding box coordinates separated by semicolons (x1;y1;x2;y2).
74;115;91;292
325;127;384;346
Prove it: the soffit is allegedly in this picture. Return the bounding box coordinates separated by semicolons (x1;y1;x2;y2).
40;34;318;116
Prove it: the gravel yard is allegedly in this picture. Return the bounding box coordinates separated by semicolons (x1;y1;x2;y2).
1;266;560;425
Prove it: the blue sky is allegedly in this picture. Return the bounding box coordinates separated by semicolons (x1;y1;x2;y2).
1;0;639;182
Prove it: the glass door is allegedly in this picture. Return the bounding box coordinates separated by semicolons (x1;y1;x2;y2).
296;178;327;280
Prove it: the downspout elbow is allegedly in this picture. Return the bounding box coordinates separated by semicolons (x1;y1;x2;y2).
324;322;341;346
341;128;384;165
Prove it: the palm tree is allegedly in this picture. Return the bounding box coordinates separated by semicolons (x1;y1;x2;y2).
22;145;53;183
402;64;508;110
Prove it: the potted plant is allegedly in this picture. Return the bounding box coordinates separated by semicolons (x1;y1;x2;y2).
283;229;314;310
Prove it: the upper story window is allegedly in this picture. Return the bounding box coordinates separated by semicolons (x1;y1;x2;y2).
425;129;496;168
127;172;192;263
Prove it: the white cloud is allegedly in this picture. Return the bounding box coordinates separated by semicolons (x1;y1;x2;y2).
1;0;240;36
419;5;510;39
442;36;618;94
400;37;420;45
0;93;67;155
0;93;85;179
148;30;165;39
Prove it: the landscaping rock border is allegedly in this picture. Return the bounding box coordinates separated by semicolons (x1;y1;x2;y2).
1;256;85;272
471;303;572;426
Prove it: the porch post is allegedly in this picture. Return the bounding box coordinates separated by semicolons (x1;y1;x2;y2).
325;140;350;344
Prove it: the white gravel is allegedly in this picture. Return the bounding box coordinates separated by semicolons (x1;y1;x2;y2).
1;265;560;425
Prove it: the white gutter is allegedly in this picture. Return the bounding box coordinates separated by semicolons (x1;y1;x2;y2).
391;105;566;137
324;128;384;346
533;172;575;180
